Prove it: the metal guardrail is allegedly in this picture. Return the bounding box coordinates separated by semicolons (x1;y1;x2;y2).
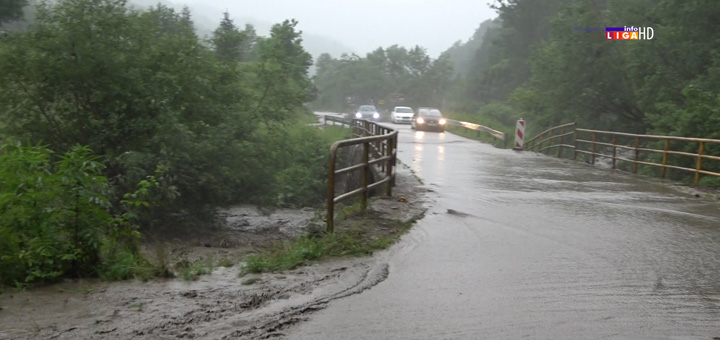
323;116;398;232
525;122;576;157
525;122;720;186
447;119;507;147
323;115;352;127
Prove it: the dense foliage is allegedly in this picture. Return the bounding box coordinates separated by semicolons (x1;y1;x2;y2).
0;0;28;25
311;45;454;113
0;144;153;285
0;0;333;284
450;0;720;136
311;0;720;183
451;0;720;182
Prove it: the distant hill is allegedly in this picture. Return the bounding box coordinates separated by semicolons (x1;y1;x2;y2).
442;19;500;77
129;0;355;74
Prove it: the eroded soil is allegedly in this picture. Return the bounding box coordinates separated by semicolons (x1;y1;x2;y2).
0;164;427;340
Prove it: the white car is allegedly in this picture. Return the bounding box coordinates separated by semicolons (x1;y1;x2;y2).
390;106;415;124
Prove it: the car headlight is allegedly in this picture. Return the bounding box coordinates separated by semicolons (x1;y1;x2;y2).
417;117;425;124
373;113;379;119
439;119;447;125
355;112;362;118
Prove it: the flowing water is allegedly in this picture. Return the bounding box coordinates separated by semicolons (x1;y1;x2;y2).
286;124;720;340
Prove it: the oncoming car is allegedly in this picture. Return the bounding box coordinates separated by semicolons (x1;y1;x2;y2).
354;105;381;121
411;107;447;132
390;106;415;124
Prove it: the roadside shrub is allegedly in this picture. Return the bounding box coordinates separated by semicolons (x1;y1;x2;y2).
0;143;109;283
97;248;154;281
269;124;333;207
698;176;720;189
0;143;152;285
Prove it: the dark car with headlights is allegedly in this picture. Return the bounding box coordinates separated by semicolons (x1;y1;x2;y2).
354;105;381;121
411;107;447;132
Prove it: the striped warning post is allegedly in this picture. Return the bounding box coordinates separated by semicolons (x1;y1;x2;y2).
513;119;525;150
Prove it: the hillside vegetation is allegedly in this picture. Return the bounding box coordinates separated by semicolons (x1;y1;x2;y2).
311;0;720;184
0;0;333;285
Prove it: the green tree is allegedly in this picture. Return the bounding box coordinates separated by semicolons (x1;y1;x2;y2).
211;11;246;63
0;144;112;284
239;23;258;61
0;0;256;226
513;0;643;132
253;19;313;121
0;0;27;25
312;43;457;112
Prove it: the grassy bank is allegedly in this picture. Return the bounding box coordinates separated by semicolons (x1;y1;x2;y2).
316;125;353;144
240;207;420;275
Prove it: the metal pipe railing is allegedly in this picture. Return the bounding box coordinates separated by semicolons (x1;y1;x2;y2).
324;116;397;232
447;119;507;147
575;128;720;185
525;122;576;153
526;122;720;186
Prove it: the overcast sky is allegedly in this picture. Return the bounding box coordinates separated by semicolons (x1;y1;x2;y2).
186;0;498;57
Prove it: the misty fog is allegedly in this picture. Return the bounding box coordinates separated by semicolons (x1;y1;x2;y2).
129;0;498;59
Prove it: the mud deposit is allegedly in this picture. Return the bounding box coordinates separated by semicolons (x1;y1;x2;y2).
0;164;427;340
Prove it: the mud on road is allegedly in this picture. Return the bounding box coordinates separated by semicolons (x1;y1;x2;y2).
0;164;427;340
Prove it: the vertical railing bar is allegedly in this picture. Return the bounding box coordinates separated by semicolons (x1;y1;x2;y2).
386;134;394;196
573;128;578;160
695;141;704;186
327;146;338;233
361;141;369;212
392;133;398;186
591;132;597;165
612;134;617;170
558;126;565;158
661;139;669;179
634;136;640;174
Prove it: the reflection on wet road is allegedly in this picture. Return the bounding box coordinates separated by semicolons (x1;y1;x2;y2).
288;124;720;339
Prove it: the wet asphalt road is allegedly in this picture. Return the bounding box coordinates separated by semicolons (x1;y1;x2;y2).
287;123;720;339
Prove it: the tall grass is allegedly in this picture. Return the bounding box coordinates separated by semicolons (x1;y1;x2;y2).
317;125;353;144
240;218;413;275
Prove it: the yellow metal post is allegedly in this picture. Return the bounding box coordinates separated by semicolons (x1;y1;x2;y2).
633;137;640;174
573;129;578;160
361;142;369;212
386;137;394;197
326;145;338;233
695;141;704;186
661;139;669;179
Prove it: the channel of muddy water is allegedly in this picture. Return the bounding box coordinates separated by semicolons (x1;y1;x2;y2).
0;164;427;340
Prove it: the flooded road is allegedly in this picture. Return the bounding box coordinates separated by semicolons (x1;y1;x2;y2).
286;124;720;339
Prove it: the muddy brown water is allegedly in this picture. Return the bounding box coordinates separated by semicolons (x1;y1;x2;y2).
285;124;720;339
0;154;427;340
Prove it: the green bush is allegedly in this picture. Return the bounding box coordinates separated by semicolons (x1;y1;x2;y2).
0;143;153;285
269;124;335;207
0;0;320;232
0;144;108;283
698;176;720;189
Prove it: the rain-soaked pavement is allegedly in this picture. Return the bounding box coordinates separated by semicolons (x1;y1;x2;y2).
285;123;720;339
